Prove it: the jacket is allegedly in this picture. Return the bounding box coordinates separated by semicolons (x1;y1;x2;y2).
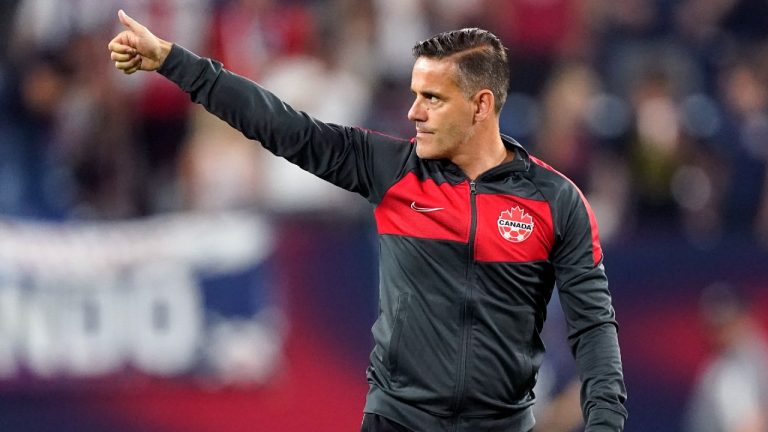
158;44;628;431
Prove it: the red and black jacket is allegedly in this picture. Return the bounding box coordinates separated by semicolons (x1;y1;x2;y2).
159;45;628;431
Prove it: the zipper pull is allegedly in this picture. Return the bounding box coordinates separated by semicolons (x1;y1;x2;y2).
470;181;477;194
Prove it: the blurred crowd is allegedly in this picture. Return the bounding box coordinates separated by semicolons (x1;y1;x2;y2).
2;0;768;247
685;282;768;432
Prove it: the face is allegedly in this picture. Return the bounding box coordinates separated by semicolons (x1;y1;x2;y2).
408;57;477;161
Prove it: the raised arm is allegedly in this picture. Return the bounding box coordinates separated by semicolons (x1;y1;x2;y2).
106;10;412;204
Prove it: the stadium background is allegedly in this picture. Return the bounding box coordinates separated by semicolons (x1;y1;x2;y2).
2;0;768;431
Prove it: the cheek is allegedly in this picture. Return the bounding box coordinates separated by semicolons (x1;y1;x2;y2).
417;133;450;158
445;117;473;142
444;106;474;130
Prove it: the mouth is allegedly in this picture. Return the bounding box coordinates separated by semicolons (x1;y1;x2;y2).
415;123;434;135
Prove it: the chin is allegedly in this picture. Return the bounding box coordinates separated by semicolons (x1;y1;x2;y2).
415;140;440;160
415;145;434;160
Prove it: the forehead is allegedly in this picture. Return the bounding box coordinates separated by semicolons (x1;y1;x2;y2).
411;57;461;92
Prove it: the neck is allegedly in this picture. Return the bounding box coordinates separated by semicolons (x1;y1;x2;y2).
453;125;513;180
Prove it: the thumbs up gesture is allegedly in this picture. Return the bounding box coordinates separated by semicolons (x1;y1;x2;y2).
108;10;172;74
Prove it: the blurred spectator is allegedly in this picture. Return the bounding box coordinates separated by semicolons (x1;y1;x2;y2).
178;107;266;211
624;64;696;234
62;33;142;219
424;0;483;33
714;52;768;239
533;379;582;432
251;2;372;214
531;59;633;243
372;0;429;80
333;0;377;81
7;48;78;218
534;61;599;188
122;0;211;214
0;0;20;59
480;0;593;97
718;0;768;47
532;295;583;432
208;0;316;80
685;282;768;432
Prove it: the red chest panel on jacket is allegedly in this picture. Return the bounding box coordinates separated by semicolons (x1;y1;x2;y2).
474;195;554;262
375;172;470;243
375;172;555;262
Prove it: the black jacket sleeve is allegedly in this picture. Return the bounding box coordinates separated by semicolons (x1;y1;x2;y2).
550;182;628;431
157;44;411;204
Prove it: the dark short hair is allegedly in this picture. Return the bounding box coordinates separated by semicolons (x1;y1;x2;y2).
413;28;509;113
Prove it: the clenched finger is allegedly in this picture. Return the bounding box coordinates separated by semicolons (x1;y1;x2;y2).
111;51;135;62
123;58;142;75
115;54;141;72
108;39;135;55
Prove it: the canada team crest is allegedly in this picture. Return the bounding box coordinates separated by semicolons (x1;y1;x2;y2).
498;206;535;243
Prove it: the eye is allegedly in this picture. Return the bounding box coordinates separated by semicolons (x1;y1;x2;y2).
429;95;440;104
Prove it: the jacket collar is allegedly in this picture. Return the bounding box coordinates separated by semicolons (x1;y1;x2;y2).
431;134;531;181
472;134;531;181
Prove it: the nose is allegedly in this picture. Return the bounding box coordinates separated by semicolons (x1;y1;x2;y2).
408;97;426;122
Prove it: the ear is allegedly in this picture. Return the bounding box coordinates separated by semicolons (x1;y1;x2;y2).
473;90;495;123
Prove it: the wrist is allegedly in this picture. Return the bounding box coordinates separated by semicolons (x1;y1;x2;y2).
157;39;173;69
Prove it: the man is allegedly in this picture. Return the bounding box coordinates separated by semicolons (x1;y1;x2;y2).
109;10;627;431
685;283;768;432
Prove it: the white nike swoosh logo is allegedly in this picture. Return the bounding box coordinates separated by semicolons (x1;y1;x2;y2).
410;201;444;213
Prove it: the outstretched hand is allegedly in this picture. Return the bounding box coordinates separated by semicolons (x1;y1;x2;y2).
108;9;172;74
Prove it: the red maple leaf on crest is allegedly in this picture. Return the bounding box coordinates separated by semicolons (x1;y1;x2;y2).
506;206;533;226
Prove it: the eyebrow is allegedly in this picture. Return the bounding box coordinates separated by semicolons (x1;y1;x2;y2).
412;89;444;99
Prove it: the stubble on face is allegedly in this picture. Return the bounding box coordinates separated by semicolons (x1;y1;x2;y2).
410;58;475;161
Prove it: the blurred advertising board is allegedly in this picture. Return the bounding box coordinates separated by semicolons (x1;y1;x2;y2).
0;211;284;391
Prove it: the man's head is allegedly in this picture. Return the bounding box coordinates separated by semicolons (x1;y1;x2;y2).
699;282;752;351
407;28;510;162
412;28;509;114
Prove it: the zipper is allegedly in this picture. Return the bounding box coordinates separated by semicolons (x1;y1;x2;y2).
451;179;478;420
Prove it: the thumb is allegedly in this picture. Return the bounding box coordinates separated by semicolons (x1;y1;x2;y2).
118;9;143;33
